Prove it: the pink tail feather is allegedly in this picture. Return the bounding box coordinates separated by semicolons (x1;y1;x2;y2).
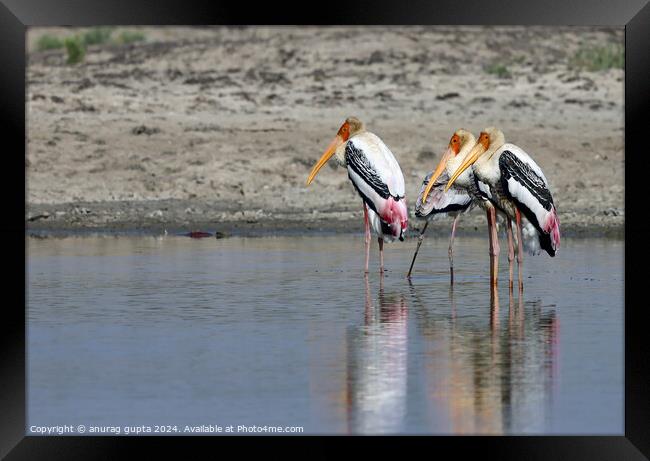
381;197;408;241
544;207;561;252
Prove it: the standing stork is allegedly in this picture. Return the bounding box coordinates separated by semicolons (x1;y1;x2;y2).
446;127;560;289
407;129;478;282
306;117;408;273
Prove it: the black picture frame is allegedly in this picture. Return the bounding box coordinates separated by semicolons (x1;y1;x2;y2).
3;0;648;458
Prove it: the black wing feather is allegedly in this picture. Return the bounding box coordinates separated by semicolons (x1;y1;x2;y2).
345;142;391;200
499;150;557;256
499;151;554;213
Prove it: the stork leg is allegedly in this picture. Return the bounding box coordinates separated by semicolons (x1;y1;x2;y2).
407;221;429;278
378;237;385;273
363;204;370;274
489;207;500;287
515;208;524;291
449;214;460;285
486;208;494;285
490;282;499;332
506;217;515;292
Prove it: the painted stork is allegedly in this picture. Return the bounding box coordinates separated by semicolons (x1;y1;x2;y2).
407;129;478;282
445;127;560;289
306;117;408;273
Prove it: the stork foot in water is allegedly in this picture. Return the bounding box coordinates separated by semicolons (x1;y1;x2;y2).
506;218;515;292
406;221;429;278
515;209;524;292
487;207;500;287
363;204;371;274
363;203;387;275
448;215;460;285
490;283;499;331
486;209;494;285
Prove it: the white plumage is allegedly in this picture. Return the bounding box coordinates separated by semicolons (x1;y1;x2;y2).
444;127;561;288
306;117;408;273
347;132;406;199
408;129;478;281
471;133;560;257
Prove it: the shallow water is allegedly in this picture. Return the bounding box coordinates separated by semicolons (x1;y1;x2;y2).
27;234;623;435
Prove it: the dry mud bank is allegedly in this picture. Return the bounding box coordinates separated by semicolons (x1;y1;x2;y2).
26;26;624;237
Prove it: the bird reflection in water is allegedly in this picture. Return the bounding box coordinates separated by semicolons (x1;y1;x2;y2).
346;275;409;434
409;283;559;434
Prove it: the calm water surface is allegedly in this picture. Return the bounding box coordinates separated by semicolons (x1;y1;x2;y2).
27;234;623;434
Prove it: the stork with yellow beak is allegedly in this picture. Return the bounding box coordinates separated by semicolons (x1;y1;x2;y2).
407;129;480;282
306;117;408;274
445;127;561;289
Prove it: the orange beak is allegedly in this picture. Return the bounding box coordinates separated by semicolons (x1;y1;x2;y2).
306;134;345;186
421;147;454;203
444;141;487;193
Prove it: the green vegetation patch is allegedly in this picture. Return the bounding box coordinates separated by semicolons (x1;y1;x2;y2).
483;63;512;79
36;34;64;51
81;27;115;46
570;43;624;71
64;36;86;64
34;28;147;65
116;30;146;44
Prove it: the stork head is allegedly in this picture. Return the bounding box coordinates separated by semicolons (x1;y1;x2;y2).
482;127;506;158
445;127;505;192
306;117;365;186
421;129;476;202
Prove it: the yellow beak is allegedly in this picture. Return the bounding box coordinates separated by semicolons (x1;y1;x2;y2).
444;142;486;193
306;135;344;186
421;147;453;203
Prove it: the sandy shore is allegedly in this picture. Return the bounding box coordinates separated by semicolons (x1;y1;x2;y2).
26;26;624;237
